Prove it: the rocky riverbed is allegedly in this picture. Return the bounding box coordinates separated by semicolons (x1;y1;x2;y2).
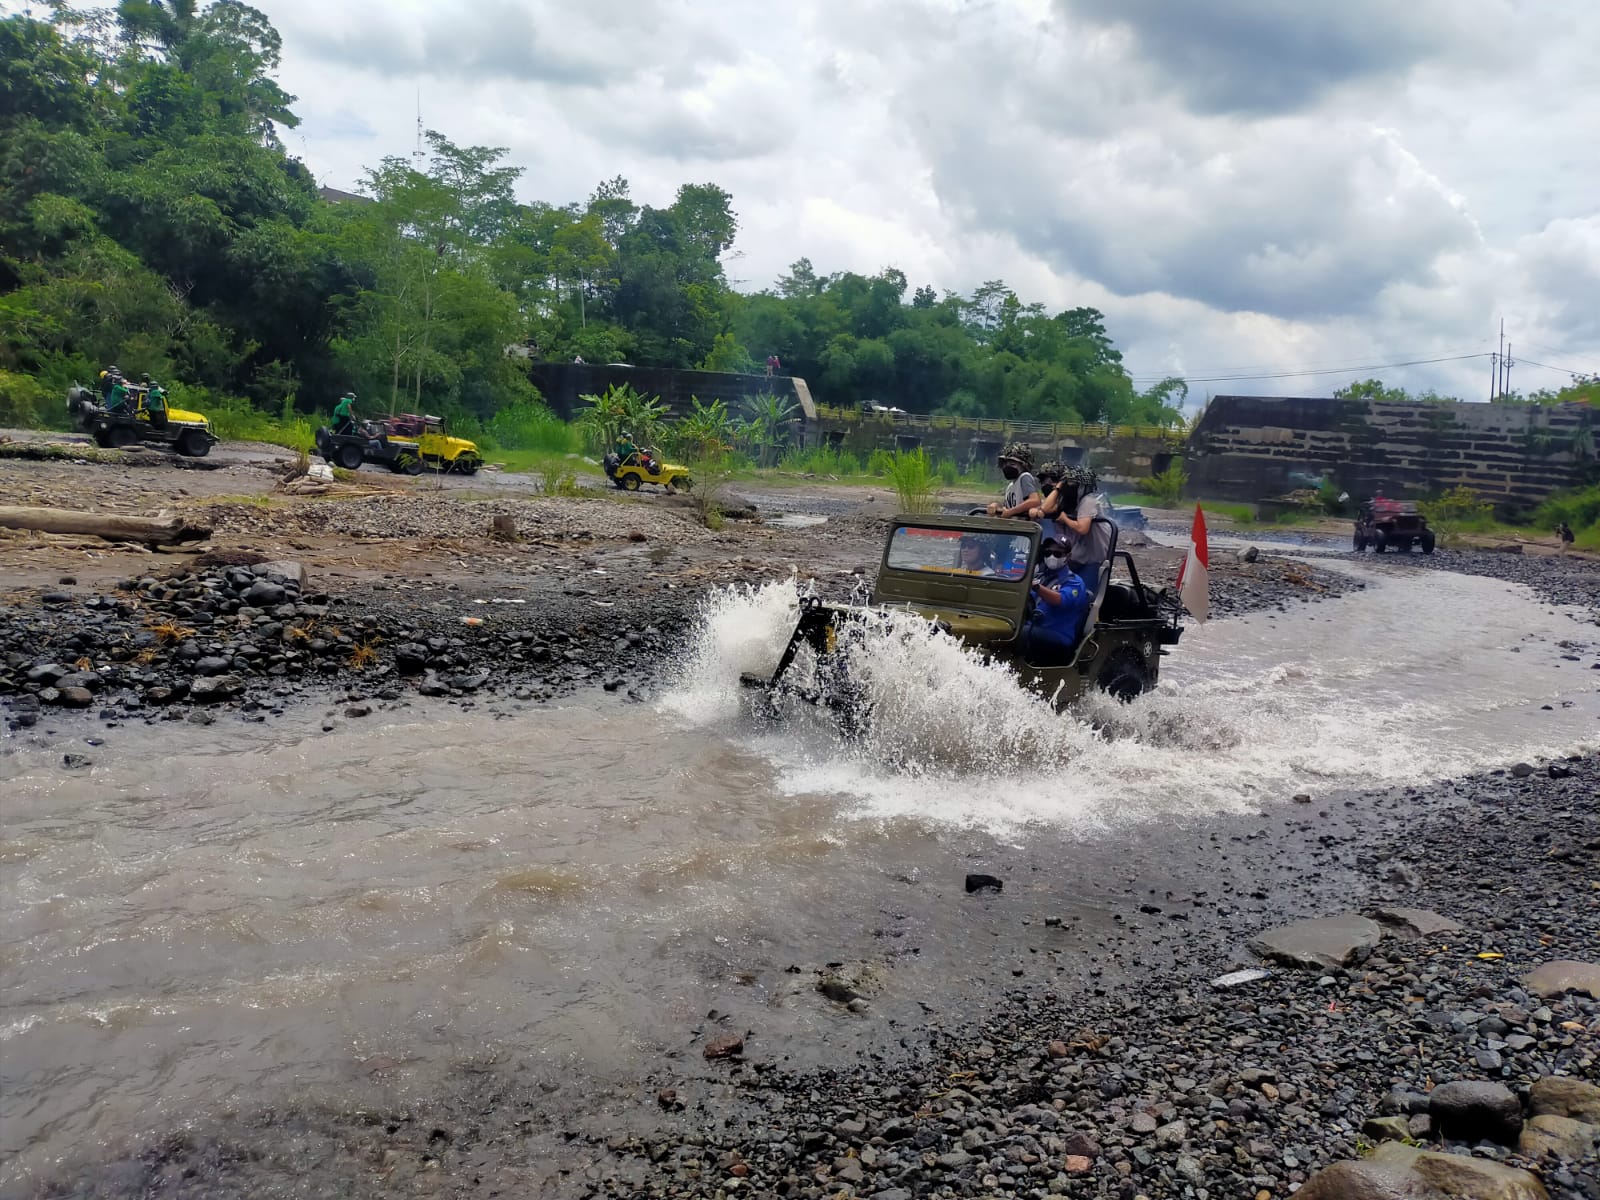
5;457;1598;1200
15;754;1595;1200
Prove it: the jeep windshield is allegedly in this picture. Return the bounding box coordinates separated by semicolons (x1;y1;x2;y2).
884;526;1033;581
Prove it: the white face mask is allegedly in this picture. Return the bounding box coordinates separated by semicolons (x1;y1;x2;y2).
1043;554;1065;570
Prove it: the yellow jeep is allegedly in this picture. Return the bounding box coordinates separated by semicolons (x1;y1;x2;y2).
383;414;483;474
603;449;692;491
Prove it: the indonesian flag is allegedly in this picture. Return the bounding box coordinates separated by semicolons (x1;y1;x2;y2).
1174;504;1210;622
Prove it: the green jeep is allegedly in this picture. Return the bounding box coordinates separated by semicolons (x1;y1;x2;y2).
742;513;1183;722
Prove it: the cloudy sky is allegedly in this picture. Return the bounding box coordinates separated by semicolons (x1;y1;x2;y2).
38;0;1600;401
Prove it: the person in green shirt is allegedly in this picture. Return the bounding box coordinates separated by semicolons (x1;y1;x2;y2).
333;392;357;435
614;430;638;465
145;380;168;428
106;377;129;412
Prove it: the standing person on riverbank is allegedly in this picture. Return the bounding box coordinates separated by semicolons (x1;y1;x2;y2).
1555;521;1575;555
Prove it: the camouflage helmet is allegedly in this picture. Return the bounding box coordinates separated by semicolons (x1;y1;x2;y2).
1071;465;1099;493
997;441;1033;470
1037;460;1065;482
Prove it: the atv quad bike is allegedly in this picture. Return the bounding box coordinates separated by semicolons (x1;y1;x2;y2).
603;449;692;491
742;514;1182;723
67;384;217;458
314;423;425;474
1353;497;1435;554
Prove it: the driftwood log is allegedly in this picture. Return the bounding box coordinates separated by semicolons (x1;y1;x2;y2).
0;506;212;545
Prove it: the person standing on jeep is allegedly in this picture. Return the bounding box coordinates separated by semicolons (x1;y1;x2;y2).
145;378;168;428
986;443;1040;518
332;392;357;436
105;375;130;412
1058;467;1113;594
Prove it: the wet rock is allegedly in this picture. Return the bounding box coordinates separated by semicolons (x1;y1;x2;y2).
189;674;244;703
965;873;1003;894
49;686;94;708
1529;1076;1600;1123
193;656;231;677
1519;1115;1599;1161
1368;907;1461;939
1509;762;1535;778
656;1088;682;1111
242;580;286;608
1296;1143;1548;1200
1246;913;1381;970
1384;861;1423;888
61;753;92;769
253;560;307;589
1428;1080;1523;1144
345;704;372;718
703;1032;744;1060
26;662;67;686
1237;545;1260;563
1521;960;1600;999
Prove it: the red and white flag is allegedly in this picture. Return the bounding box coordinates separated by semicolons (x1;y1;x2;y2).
1174;504;1210;621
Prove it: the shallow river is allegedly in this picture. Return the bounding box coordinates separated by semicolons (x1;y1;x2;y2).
2;563;1596;1187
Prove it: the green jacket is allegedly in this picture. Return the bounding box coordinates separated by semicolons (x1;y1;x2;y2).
333;396;354;420
107;382;129;410
146;386;166;412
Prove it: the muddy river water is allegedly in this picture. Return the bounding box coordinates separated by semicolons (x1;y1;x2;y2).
3;562;1597;1188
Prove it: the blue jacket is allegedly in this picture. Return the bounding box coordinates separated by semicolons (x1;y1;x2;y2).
1030;563;1088;638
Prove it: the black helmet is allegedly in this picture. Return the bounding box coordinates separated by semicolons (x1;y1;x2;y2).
140;373;151;383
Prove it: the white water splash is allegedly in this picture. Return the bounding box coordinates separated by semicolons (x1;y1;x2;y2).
664;571;1600;836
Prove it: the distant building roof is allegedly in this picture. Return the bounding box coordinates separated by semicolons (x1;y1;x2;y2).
318;186;372;205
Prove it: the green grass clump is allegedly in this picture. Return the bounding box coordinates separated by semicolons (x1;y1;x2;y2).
885;447;940;512
780;445;863;475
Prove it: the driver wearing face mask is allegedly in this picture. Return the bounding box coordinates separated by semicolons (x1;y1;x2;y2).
1022;535;1088;664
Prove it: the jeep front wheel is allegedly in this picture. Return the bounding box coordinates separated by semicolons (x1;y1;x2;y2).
176;429;210;457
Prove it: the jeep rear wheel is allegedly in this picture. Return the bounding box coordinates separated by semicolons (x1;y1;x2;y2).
1097;647;1150;703
337;444;364;470
621;473;641;491
1373;531;1388;553
1353;531;1367;551
1421;531;1436;554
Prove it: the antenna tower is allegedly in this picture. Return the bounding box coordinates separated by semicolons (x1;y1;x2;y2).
413;89;425;164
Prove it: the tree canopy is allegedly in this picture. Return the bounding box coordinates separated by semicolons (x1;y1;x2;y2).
0;5;1182;428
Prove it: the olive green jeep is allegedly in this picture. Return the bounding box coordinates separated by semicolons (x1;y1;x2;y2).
741;513;1183;722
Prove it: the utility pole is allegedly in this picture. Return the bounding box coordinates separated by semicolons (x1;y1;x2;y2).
1502;341;1513;399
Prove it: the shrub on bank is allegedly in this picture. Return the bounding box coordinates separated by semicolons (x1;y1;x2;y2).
0;370;51;428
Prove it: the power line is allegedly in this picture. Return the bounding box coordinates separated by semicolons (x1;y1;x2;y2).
1516;356;1596;377
1126;352;1490;385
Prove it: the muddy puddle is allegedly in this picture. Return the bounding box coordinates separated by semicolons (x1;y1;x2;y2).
2;564;1597;1189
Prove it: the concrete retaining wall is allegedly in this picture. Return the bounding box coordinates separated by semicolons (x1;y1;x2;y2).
1185;395;1595;511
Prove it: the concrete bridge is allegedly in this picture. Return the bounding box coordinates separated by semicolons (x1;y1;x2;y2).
1186;395;1596;512
805;405;1185;482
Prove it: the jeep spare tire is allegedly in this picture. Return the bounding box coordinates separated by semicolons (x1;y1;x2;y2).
1097;647;1150;703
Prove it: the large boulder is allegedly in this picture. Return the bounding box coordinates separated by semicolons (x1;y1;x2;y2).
1529;1076;1600;1123
1295;1143;1548;1200
1429;1080;1523;1144
1521;960;1600;999
1519;1115;1599;1161
188;674;243;703
1246;913;1382;970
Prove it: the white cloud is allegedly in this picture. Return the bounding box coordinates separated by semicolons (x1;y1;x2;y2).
257;0;1599;398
